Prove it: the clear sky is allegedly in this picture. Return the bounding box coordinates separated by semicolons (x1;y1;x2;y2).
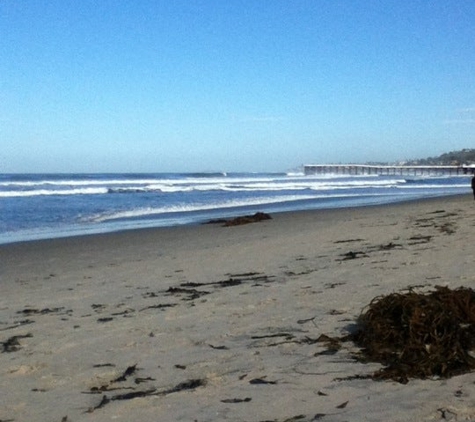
1;1;474;173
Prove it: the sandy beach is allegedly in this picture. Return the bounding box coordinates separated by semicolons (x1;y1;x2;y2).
1;194;475;422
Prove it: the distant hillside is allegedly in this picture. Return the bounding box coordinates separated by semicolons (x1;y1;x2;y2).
403;149;475;166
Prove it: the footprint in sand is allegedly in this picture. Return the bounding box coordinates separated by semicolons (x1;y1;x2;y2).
8;363;47;375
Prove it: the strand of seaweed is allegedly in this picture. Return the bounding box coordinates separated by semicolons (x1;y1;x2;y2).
163;272;276;302
86;363;206;413
87;379;206;412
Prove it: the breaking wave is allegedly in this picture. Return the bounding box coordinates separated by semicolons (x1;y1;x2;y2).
86;194;320;223
1;175;410;197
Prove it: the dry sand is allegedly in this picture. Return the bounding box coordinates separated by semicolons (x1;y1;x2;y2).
1;195;475;422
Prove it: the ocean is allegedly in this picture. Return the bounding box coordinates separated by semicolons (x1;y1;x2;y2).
0;172;471;244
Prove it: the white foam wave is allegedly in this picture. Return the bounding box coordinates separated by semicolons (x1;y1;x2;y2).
0;174;281;189
0;187;108;197
87;194;319;223
0;177;410;197
0;178;163;187
6;174;465;199
87;192;392;224
109;178;405;193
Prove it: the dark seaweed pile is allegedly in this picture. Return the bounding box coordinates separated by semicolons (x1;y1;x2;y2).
352;286;475;383
205;212;272;226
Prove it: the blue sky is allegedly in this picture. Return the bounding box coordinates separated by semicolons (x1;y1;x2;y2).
1;1;474;173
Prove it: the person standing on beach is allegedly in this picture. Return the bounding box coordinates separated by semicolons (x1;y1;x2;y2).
472;175;475;200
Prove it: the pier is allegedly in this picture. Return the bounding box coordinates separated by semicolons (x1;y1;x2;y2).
304;164;475;176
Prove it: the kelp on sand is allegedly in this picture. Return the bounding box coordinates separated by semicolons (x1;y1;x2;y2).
351;286;475;383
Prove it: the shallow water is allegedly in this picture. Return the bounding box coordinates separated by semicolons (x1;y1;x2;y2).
1;172;471;243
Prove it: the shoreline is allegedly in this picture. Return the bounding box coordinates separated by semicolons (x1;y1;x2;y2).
1;192;469;248
1;193;475;421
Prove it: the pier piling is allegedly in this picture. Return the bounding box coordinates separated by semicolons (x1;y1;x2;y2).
304;164;472;176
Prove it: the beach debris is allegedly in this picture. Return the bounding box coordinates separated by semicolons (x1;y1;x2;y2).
221;397;252;403
228;271;274;281
224;212;272;226
297;315;318;325
89;394;110;411
160;378;206;394
1;333;33;352
314;334;342;356
281;416;306;422
334;241;405;263
337;251;368;261
374;242;403;251
113;364;138;382
164;272;275;303
351;286;475;383
17;307;68;315
174;364;186;370
408;234;432;245
251;333;295;341
139;303;177;312
91;303;107;311
206;212;272;226
87;378;206;412
250;332;296;347
336;400;349;409
87;364;142;394
180;278;242;288
256;415;326;422
135;377;155;384
208;344;229;350
412;211;458;235
176;273;271;290
334;238;365;244
166;286;210;300
324;282;346;289
231;272;276;285
97;317;114;323
249;377;277;385
277;415;308;422
108;389;157;401
110;309;135;317
0;319;35;331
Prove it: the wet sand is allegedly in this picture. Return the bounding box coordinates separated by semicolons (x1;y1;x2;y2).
1;195;475;422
